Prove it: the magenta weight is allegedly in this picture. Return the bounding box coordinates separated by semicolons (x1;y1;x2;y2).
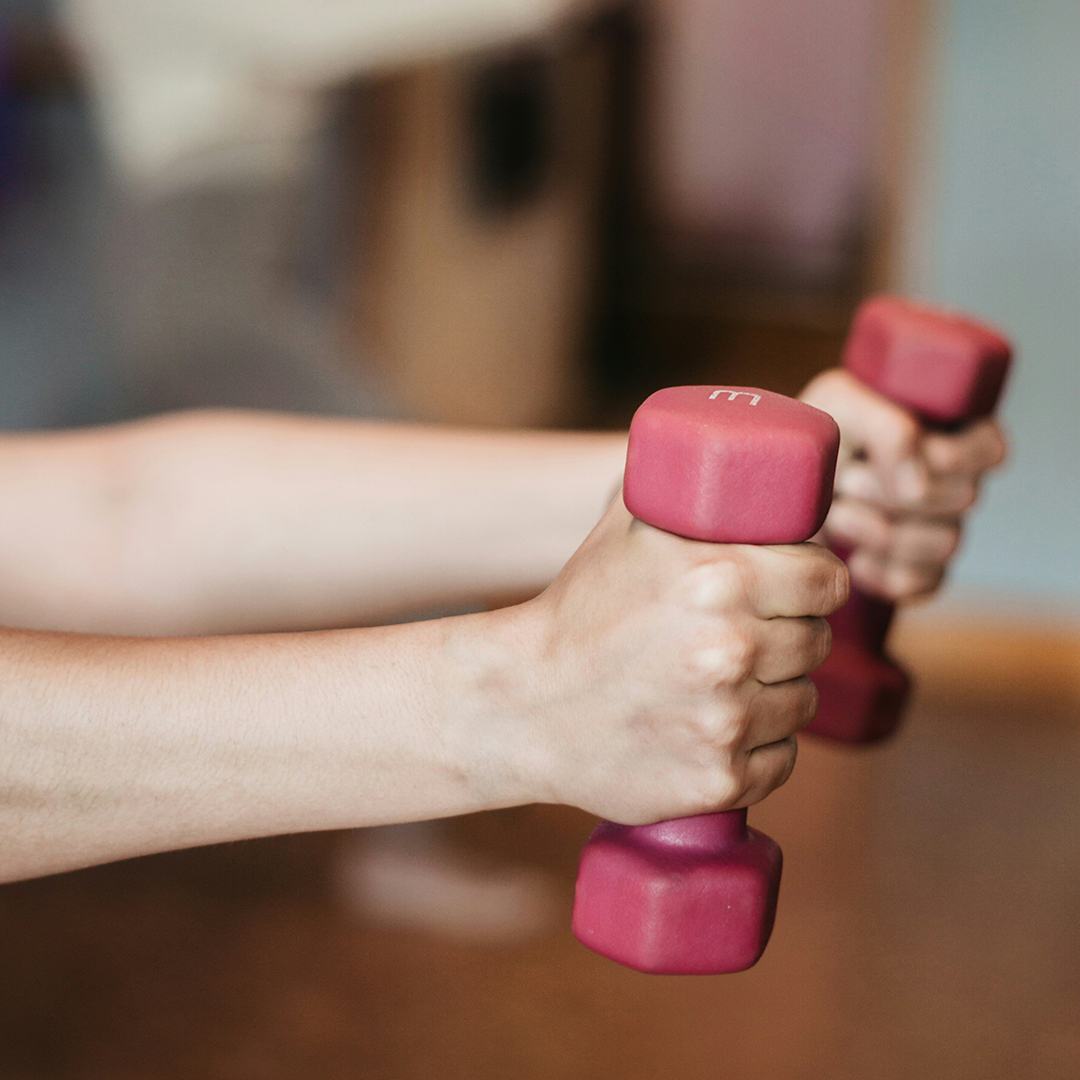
573;810;782;975
573;386;840;974
807;296;1013;744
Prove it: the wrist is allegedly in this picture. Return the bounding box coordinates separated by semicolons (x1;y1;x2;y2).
433;601;557;815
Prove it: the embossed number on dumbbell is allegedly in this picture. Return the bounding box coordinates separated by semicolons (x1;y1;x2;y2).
709;390;761;405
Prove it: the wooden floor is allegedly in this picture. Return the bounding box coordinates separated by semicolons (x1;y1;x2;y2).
2;617;1078;1080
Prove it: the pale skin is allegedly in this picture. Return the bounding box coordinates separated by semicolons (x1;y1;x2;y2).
802;370;1008;600
0;380;1006;883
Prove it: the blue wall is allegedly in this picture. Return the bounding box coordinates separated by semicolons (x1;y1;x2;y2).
907;0;1080;607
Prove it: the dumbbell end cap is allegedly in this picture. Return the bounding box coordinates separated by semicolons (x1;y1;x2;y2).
844;296;1012;426
624;387;840;545
572;810;782;974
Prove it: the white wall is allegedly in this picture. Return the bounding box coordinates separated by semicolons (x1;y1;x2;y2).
902;0;1080;610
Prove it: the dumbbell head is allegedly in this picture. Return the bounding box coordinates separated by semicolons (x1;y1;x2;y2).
574;811;782;974
573;387;840;974
843;295;1012;426
623;386;840;544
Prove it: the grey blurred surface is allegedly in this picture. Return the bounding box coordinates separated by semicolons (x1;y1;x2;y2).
0;84;390;430
0;95;117;428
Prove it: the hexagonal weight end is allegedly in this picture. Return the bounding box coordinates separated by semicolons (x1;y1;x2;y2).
844;296;1012;427
807;639;911;744
572;810;782;974
623;387;840;545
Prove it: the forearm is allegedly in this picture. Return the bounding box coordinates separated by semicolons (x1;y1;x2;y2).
0;610;534;882
1;498;846;884
0;411;626;635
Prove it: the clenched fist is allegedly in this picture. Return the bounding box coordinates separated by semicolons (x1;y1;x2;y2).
453;497;848;826
801;369;1007;602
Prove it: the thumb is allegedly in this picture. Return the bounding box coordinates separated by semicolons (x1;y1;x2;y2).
801;369;928;504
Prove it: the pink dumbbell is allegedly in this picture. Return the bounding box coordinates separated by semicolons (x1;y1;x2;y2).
807;296;1012;743
572;386;840;974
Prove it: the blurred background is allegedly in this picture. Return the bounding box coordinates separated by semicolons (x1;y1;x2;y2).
0;1;1077;1077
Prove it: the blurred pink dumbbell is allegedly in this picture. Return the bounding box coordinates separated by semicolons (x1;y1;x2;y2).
808;296;1012;744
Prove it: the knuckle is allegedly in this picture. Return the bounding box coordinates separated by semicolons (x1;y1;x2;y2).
695;769;743;813
687;629;757;687
676;606;761;691
686;650;750;690
688;699;746;750
664;766;742;818
682;558;747;611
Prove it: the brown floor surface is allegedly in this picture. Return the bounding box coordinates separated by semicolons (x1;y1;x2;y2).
2;621;1078;1080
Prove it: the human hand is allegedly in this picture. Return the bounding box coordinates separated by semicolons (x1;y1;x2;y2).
800;369;1007;602
476;497;847;825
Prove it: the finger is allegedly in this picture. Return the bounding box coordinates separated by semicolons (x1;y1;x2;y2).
737;736;799;806
824;497;894;552
825;499;962;565
801;369;922;470
834;456;928;505
847;548;946;602
732;675;820;753
752;615;832;685
876;517;961;568
732;543;850;620
923;418;1008;476
835;462;979;515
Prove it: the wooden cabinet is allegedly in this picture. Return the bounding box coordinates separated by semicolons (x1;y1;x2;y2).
351;33;611;428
